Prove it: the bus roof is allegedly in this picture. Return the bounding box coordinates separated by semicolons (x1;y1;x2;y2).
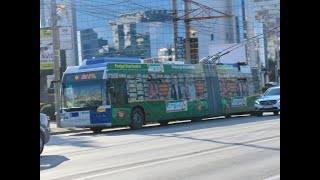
82;57;142;65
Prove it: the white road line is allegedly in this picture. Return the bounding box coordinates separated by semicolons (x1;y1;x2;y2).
40;164;51;168
264;174;280;180
66;136;280;180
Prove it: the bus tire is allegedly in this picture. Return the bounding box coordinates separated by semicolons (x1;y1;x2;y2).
191;117;202;122
225;114;231;118
130;109;144;129
90;127;103;134
256;112;263;116
159;120;169;126
273;111;279;115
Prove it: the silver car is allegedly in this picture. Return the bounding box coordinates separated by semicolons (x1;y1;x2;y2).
40;113;50;155
254;86;280;116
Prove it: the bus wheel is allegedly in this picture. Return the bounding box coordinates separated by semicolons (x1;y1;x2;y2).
130;109;144;129
191;117;202;122
256;112;263;117
273;111;279;115
159;120;169;126
90;127;103;134
225;114;231;118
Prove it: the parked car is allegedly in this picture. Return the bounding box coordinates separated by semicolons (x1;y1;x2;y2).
40;113;50;155
254;86;280;116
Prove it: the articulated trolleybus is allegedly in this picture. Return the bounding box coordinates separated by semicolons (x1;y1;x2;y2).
60;57;261;133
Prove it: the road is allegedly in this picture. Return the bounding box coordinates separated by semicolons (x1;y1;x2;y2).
40;113;280;180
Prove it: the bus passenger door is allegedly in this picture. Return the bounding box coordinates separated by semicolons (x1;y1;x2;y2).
107;79;131;126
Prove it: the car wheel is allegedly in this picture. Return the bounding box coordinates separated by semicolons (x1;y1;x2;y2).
256;112;263;116
225;114;231;118
90;127;103;134
159;120;169;126
40;133;44;155
273;111;279;115
129;109;144;129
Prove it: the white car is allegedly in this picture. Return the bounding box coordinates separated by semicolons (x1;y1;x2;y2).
254;86;280;116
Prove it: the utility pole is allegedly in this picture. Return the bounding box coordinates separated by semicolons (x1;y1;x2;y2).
183;0;191;63
276;31;280;85
241;0;248;64
245;0;257;67
51;0;62;127
172;0;178;61
179;0;232;64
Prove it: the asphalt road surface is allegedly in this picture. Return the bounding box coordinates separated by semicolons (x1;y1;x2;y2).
41;113;280;180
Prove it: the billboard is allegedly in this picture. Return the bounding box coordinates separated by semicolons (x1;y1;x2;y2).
209;43;247;64
40;0;76;67
40;29;53;70
59;26;73;50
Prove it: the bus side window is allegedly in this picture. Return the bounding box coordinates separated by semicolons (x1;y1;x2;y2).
110;79;128;106
236;78;248;97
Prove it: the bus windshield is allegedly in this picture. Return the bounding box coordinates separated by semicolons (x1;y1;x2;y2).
62;80;102;109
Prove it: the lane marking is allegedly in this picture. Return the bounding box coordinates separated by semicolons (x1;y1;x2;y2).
51;136;280;180
264;174;280;180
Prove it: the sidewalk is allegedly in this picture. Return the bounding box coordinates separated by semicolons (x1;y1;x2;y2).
49;121;90;135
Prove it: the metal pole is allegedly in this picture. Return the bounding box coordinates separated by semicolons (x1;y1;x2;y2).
51;0;62;127
276;31;280;85
184;0;191;63
172;0;178;61
245;0;257;66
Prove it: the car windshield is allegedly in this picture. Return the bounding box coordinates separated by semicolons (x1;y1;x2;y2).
264;88;280;96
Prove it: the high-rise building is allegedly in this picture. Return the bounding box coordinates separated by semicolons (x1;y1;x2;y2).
254;0;280;61
78;29;100;59
72;1;178;63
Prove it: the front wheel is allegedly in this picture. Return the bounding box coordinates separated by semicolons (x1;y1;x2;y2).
191;117;202;122
159;120;169;126
130;109;144;129
273;111;279;115
90;127;103;134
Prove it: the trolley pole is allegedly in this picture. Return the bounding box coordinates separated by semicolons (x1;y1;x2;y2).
51;0;62;127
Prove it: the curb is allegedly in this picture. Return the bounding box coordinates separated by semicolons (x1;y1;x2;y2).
50;128;91;135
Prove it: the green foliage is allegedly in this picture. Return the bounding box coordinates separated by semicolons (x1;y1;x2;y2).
41;103;55;120
40;103;46;111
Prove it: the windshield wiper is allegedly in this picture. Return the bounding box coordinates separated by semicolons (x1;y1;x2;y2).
63;106;99;112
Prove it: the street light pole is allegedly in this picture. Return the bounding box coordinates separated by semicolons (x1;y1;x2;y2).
51;0;62;127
